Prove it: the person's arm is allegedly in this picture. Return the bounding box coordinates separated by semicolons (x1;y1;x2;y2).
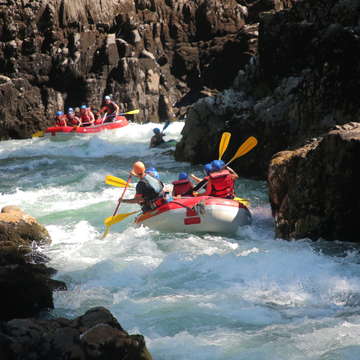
122;197;143;204
226;166;239;180
113;102;120;115
190;174;202;183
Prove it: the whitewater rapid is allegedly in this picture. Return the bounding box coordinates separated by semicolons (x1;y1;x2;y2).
1;121;360;360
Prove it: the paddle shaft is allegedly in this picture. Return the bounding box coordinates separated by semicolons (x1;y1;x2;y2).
113;174;132;216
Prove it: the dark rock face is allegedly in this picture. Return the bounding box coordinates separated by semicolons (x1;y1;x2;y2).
0;307;152;360
0;206;66;321
268;123;360;241
0;0;256;139
175;0;360;179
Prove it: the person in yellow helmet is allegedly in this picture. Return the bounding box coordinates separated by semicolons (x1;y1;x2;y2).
122;161;165;212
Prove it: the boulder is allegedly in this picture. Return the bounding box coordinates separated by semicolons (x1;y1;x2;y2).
0;205;50;247
0;206;65;321
268;122;360;241
0;307;152;360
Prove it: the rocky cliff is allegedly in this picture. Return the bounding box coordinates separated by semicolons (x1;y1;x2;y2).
175;0;360;179
0;0;264;139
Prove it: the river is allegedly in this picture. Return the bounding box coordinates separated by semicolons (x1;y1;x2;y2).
1;121;360;359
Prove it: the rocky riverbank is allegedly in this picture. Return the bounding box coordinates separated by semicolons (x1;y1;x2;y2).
0;206;152;359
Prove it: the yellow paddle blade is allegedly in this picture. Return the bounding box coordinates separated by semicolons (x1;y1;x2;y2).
105;175;133;188
226;136;258;165
104;211;139;227
124;109;140;115
234;197;251;208
32;130;44;138
219;132;231;160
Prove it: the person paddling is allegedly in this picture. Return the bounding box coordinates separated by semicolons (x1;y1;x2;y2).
122;161;166;212
149;128;166;148
99;95;119;123
79;105;95;126
55;111;67;127
202;160;238;199
66;108;82;126
172;172;194;197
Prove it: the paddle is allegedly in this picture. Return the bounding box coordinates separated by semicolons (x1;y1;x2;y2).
226;136;258;165
105;175;133;188
101;112;108;124
218;132;231;160
162;120;171;133
119;109;140;116
101;174;132;239
32;130;44;138
104;211;139;227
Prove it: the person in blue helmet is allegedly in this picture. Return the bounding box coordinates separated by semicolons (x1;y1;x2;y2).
203;159;238;199
66;107;82;126
149;127;165;148
145;167;160;180
172;172;194;197
191;163;214;193
55;111;67;127
79;105;95;126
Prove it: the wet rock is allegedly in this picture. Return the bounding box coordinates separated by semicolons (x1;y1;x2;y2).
0;0;261;139
0;205;50;247
175;0;360;179
0;307;152;360
268;123;360;241
0;206;66;321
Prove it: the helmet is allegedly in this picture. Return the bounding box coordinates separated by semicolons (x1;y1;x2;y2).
104;95;111;100
153;128;161;134
146;167;160;179
67;107;74;114
80;105;87;109
203;163;213;175
130;161;146;177
56;111;63;116
178;172;188;180
211;160;224;171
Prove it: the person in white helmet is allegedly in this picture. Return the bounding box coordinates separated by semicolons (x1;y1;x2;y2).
99;95;120;123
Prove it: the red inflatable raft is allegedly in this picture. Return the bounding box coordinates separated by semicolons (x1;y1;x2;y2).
45;116;128;138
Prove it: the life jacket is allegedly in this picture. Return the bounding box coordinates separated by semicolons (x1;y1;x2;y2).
141;174;165;210
102;102;117;114
55;116;67;127
80;112;92;123
172;179;193;196
208;170;235;199
68;115;81;126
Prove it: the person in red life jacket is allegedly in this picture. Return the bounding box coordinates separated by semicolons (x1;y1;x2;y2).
55;111;67;127
122;161;166;212
192;163;213;194
79;105;95;126
172;172;194;197
202;160;238;199
99;95;119;123
66;108;82;126
92;107;103;125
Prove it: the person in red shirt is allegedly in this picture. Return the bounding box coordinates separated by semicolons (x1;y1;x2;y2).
99;95;120;123
79;105;95;126
172;172;194;197
66;108;82;126
55;111;67;127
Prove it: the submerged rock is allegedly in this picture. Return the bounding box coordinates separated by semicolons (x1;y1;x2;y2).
268;122;360;241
